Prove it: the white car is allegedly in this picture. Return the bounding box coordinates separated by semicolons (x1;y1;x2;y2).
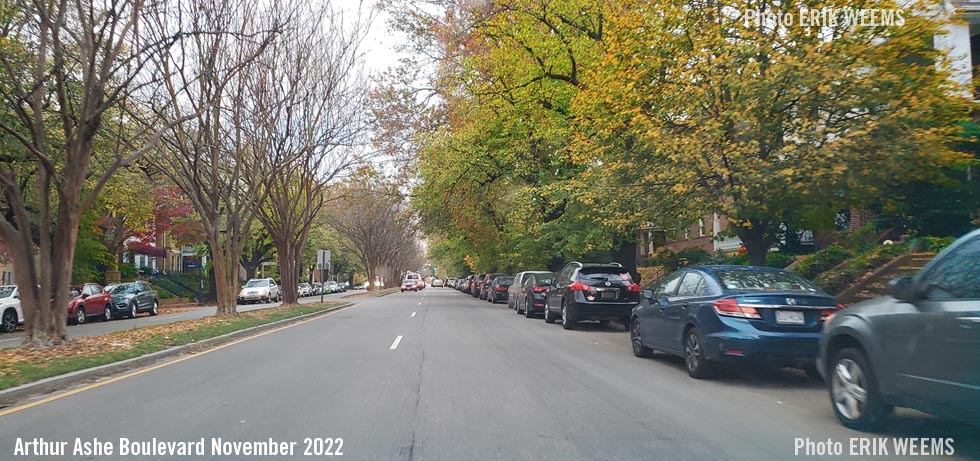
432;278;444;287
0;285;24;333
238;278;281;304
298;283;312;297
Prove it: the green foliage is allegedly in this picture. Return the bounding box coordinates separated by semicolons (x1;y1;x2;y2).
764;252;796;269
924;236;957;252
840;224;881;253
792;246;853;280
72;210;113;283
814;244;909;294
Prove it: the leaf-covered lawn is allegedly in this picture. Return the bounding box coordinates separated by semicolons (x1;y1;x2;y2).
0;302;345;391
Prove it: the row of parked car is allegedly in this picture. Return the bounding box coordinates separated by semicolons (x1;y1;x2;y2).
444;229;980;431
0;281;161;333
299;281;348;297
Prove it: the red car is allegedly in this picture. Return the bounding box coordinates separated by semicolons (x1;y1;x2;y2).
68;283;114;324
400;280;418;292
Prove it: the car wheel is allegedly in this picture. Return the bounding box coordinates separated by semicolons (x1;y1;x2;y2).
524;300;534;318
631;318;655;358
261;296;269;304
130;302;138;319
684;327;712;379
0;308;15;333
561;302;575;330
544;302;556;324
830;347;891;430
150;300;159;316
75;306;86;325
103;305;113;322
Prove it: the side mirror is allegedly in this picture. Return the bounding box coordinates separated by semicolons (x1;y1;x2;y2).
889;277;916;302
657;295;671;306
641;289;654;300
81;293;89;299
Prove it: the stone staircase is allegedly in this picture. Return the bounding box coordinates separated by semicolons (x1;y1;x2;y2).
836;253;935;305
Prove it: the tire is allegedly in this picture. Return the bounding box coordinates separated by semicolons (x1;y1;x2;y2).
684;327;712;379
129;302;138;319
2;308;17;333
103;305;113;322
261;296;269;304
561;302;575;330
544;302;556;324
150;300;159;316
631;318;655;358
75;306;86;325
829;347;892;430
524;300;534;318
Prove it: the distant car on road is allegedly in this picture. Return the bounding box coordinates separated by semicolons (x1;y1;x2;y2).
480;273;509;300
401;279;419;292
108;281;159;318
516;272;555;317
68;283;113;324
432;278;444;287
546;262;638;330
819;229;980;430
238;278;281;304
631;266;838;380
487;276;514;304
298;283;312;297
324;281;340;294
0;285;23;333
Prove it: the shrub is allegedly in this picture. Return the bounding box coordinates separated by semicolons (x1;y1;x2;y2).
924;236;956;253
765;252;795;269
840;223;880;252
792;246;852;279
814;244;908;294
666;247;713;270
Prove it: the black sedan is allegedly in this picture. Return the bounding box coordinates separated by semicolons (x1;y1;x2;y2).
516;272;555;317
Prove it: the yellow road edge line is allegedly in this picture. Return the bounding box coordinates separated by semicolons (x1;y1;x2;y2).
0;304;354;418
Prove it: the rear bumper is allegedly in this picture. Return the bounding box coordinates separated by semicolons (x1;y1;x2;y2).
702;327;821;365
568;302;633;321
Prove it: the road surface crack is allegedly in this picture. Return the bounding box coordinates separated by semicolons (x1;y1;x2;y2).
408;346;425;461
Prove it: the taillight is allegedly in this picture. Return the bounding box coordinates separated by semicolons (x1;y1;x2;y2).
496;286;507;292
531;286;548;293
821;304;846;322
712;298;761;319
568;282;589;292
626;283;640;293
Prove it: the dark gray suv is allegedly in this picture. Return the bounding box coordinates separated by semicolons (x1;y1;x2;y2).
818;229;980;430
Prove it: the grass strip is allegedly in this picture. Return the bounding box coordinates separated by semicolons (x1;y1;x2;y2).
0;302;344;391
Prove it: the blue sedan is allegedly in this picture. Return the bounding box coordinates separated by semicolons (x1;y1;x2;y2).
630;265;842;379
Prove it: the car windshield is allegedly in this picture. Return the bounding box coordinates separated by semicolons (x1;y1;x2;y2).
109;283;136;294
245;280;269;288
299;283;310;288
0;286;14;298
536;277;555;285
496;278;513;286
715;270;818;292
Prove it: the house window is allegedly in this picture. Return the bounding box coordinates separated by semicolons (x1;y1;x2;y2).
698;219;706;237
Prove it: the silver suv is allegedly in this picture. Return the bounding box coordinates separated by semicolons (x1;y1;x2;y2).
238;278;281;304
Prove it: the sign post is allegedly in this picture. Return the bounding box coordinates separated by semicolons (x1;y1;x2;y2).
317;250;331;303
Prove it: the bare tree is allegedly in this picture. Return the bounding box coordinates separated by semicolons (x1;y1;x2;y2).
251;2;370;305
326;173;423;290
0;0;191;345
146;0;282;315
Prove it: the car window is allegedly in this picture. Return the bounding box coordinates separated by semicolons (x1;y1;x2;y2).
0;286;14;298
84;285;99;296
919;236;980;301
715;270;817;292
676;273;706;297
658;272;684;296
245;279;269;288
110;283;135;294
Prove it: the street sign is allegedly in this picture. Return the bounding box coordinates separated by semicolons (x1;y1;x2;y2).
316;249;331;270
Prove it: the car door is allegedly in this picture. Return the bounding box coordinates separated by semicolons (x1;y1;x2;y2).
903;236;980;415
549;266;571;310
645;272;684;350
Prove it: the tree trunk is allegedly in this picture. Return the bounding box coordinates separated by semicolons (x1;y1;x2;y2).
737;222;770;267
277;239;300;305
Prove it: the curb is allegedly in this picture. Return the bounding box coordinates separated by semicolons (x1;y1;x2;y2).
0;302;354;406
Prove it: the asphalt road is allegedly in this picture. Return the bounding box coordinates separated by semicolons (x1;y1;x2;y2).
0;288;976;460
0;291;351;349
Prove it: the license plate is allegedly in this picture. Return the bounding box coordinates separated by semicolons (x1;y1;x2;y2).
600;290;617;300
775;310;805;325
